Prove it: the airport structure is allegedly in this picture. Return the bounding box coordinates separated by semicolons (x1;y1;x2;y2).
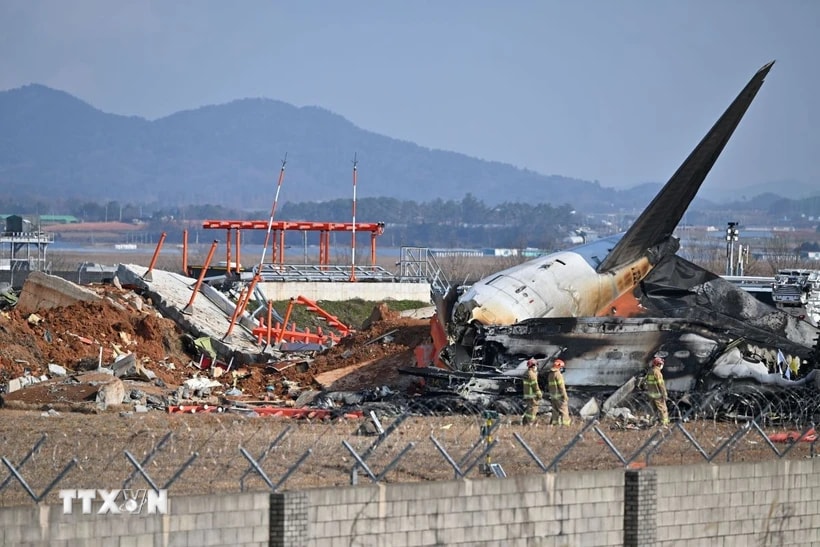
0;215;53;286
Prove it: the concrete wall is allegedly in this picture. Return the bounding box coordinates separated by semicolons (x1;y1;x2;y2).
0;270;431;304
4;458;820;546
282;459;820;546
295;471;625;547
656;459;820;547
0;492;269;547
258;281;431;302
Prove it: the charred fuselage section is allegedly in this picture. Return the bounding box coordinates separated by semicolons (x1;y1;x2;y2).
477;317;725;392
448;255;820;386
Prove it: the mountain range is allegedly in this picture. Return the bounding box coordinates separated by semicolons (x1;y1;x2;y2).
0;84;814;212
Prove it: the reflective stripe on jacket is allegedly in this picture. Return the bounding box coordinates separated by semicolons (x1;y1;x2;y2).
645;369;666;399
547;370;566;401
523;369;541;400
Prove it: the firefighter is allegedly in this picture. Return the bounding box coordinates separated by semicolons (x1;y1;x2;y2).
547;359;571;426
645;356;669;425
522;358;542;425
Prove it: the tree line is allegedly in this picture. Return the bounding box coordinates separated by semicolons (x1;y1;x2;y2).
2;194;576;250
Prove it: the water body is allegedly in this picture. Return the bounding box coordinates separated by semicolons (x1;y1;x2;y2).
50;241;180;254
48;242;451;260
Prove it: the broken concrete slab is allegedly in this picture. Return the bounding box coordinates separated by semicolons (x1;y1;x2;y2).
138;366;156;381
104;296;127;312
6;374;48;393
2;372;125;408
579;397;600;419
96;376;126;408
115;264;263;363
112;353;138;378
48;363;67;377
602;376;637;415
16;271;102;314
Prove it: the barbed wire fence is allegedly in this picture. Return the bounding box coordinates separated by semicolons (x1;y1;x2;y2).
1;387;819;507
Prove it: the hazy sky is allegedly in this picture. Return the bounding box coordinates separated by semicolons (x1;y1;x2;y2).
1;1;818;190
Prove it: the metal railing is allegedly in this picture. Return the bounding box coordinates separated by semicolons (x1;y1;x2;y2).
398;247;450;294
254;263;398;282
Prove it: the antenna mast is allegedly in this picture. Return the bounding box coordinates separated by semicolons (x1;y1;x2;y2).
259;153;287;271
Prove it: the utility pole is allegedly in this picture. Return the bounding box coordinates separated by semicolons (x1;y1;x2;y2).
726;221;739;276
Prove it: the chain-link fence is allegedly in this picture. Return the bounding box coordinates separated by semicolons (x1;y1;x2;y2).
1;388;819;507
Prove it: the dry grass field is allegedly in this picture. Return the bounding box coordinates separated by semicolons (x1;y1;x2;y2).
0;409;813;507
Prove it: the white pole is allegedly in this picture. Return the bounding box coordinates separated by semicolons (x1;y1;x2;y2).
350;154;358;281
258;154;287;270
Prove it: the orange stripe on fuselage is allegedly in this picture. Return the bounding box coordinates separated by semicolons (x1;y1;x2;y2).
595;257;652;317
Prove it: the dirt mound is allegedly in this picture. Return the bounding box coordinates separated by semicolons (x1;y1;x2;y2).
360;302;400;329
1;286;433;406
243;314;431;400
299;316;430;391
0;291;193;389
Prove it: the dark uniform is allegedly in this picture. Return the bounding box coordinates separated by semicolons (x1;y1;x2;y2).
547;359;571;426
645;357;669;425
522;359;542;425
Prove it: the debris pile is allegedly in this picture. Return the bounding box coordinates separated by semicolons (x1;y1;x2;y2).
0;272;431;415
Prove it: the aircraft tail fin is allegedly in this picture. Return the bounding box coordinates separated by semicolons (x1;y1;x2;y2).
596;61;774;273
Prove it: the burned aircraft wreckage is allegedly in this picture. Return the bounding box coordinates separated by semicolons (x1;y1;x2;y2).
414;61;820;418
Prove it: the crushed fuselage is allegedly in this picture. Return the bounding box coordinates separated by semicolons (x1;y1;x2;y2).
435;256;820;400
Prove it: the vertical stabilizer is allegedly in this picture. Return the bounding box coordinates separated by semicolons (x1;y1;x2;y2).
596;61;774;273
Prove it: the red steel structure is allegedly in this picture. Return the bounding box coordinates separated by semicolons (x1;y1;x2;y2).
201;220;385;268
